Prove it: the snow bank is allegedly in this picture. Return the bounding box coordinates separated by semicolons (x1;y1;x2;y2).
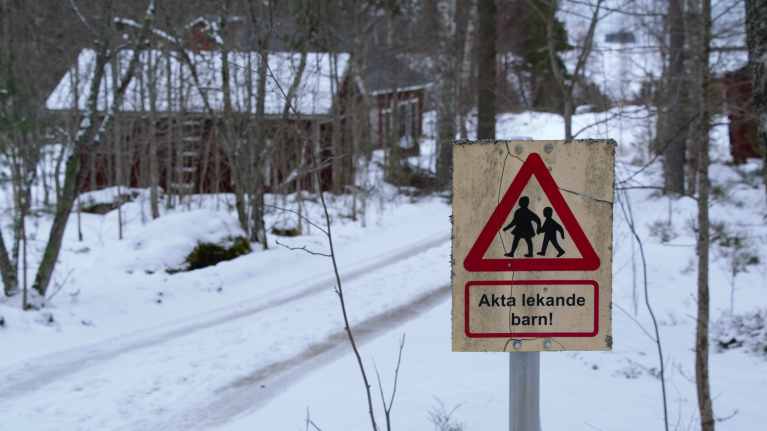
116;209;246;273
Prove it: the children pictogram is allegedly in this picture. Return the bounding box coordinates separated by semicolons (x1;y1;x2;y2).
537;207;565;257
463;152;599;272
501;199;567;258
502;196;541;258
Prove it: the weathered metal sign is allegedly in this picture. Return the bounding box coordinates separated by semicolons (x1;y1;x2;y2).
452;140;615;352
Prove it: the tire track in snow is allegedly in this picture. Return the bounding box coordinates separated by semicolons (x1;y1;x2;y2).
0;234;449;400
152;284;451;431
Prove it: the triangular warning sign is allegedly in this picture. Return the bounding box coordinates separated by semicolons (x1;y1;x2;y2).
463;153;600;272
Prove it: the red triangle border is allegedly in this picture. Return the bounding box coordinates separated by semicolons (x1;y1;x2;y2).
463;152;600;272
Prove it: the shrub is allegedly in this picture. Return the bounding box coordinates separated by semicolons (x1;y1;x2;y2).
272;224;301;237
428;400;464;431
714;309;767;357
184;236;251;271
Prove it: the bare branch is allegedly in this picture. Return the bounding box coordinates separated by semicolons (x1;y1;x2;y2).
617;189;670;431
68;0;97;37
304;408;323;431
571;0;605;84
387;334;405;415
317;181;379;431
274;240;330;258
264;204;328;235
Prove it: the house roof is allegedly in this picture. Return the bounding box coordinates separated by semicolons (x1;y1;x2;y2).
363;53;431;95
46;49;350;116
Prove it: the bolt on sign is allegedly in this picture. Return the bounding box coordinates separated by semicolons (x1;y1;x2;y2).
452;140;615;352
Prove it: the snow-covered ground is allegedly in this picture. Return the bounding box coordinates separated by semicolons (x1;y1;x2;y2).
210;108;767;430
1;105;766;430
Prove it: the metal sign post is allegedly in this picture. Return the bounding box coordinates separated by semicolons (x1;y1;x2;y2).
451;141;615;430
509;352;541;431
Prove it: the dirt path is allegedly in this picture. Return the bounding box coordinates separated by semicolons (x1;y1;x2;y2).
150;284;450;431
0;234;449;401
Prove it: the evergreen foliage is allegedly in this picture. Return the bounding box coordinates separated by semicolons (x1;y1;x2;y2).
184;236;252;271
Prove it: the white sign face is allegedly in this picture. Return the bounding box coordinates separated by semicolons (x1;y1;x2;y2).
452;140;615;352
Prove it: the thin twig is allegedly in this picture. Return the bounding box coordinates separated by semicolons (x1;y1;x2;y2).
614;302;657;343
68;0;97;36
44;269;76;304
304;408;323;431
274;240;330;257
317;180;379;431
374;333;406;431
617;189;670;431
264;204;328;235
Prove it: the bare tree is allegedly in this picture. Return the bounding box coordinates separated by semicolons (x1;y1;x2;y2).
32;0;157;299
695;0;715;429
658;0;690;194
0;0;45;298
435;0;458;188
532;0;604;140
245;0;272;249
146;49;162;219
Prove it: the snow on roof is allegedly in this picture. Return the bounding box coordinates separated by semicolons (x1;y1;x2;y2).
46;49;350;116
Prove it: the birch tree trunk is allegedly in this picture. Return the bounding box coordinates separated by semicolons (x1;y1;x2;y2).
695;0;715;429
252;39;269;248
147;51;160;219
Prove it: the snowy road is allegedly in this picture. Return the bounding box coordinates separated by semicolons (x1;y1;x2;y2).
0;234;450;430
159;284;450;430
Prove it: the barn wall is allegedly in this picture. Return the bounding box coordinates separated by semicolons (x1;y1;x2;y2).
75;114;344;194
723;68;761;163
373;88;426;153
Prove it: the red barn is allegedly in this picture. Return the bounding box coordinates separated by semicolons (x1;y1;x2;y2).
46;48;357;193
722;67;761;163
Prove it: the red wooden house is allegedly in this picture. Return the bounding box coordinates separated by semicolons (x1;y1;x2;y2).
46;46;355;194
722;67;762;163
45;17;431;195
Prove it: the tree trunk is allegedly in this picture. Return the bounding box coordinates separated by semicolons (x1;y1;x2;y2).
695;0;715;429
685;1;700;195
455;0;474;140
435;0;457;189
745;0;767;197
147;51;160;219
563;97;573;140
112;55;124;241
33;3;155;298
219;30;250;235
0;228;18;296
387;93;402;184
477;0;496;140
330;52;344;193
252;42;269;249
661;0;688;195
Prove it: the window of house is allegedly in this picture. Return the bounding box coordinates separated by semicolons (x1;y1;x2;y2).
382;97;419;148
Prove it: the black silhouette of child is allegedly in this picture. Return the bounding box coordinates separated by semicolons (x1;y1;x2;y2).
502;196;541;257
537;207;565;257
